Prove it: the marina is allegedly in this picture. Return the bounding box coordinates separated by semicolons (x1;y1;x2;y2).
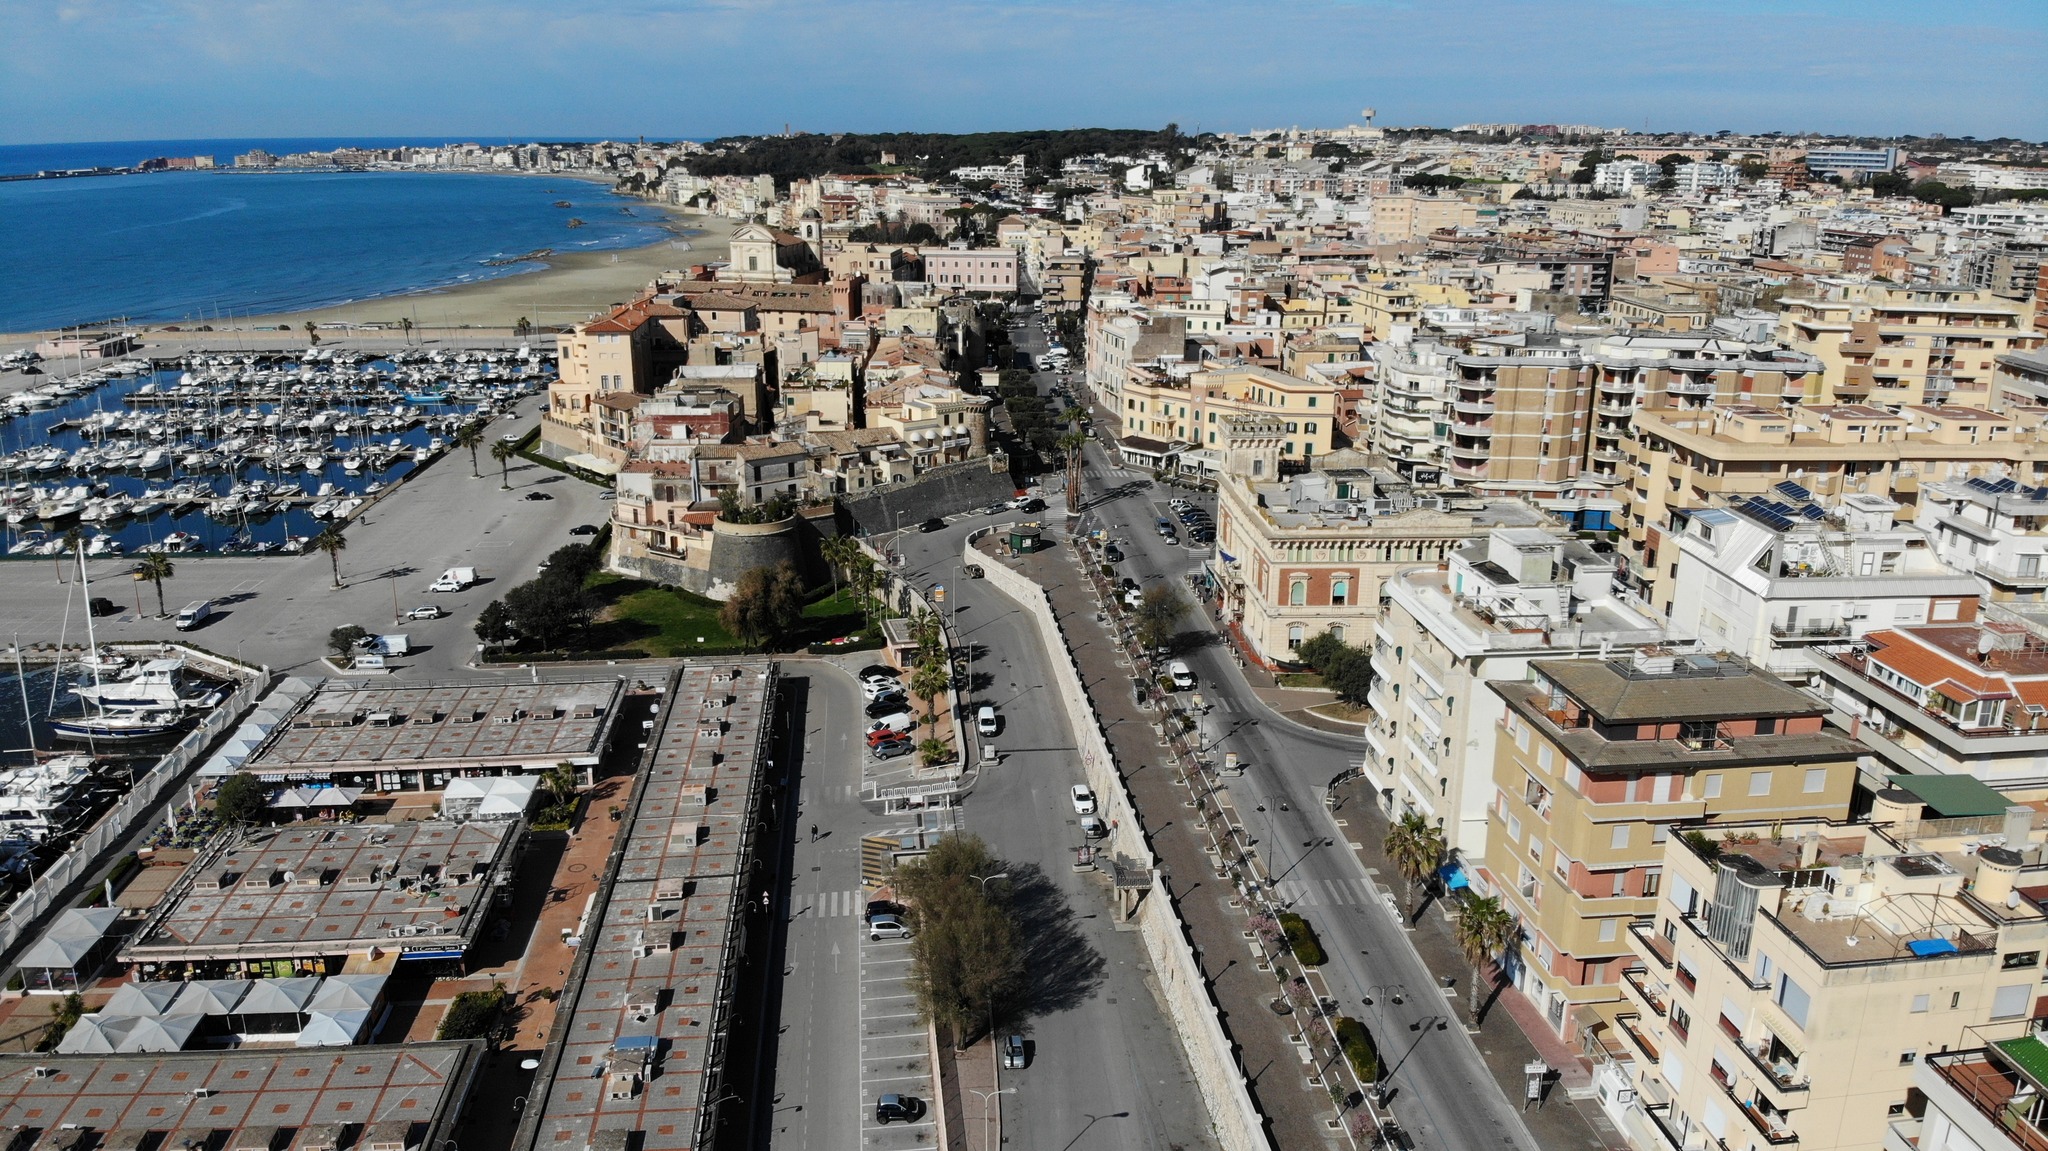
0;345;552;556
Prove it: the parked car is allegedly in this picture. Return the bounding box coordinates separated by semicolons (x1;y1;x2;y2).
866;714;914;735
865;698;911;719
405;605;446;621
1000;1034;1028;1069
569;524;600;536
872;739;915;760
918;517;947;533
867;727;910;745
522;491;552;501
865;899;904;924
858;664;899;680
983;502;1008;515
875;1093;923;1121
976;705;998;736
1070;784;1097;814
1081;815;1108;839
87;597;120;617
868;914;913;941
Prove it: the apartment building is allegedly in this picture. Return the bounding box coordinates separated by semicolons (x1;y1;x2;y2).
1436;333;1599;501
1673;162;1742;194
1615;810;2048;1151
1920;474;2048;602
862;379;993;464
919;246;1019;293
1372;529;1667;861
1084;295;1188;412
1803;618;2048;787
1485;652;1861;1046
1210;466;1547;665
1668;491;1981;674
1116;363;1339;463
1624;403;2048;613
543;300;692;460
1778;283;2040;408
1594;161;1658;194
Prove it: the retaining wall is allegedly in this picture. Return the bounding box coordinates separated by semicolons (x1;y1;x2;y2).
967;528;1271;1151
843;458;1017;536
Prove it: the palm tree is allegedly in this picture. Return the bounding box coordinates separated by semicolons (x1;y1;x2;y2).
490;440;517;489
514;317;532;340
910;658;951;740
56;526;84;583
1384;811;1447;923
136;553;175;616
910;611;944;666
398;316;413;345
454;423;484;478
1058;428;1089;517
1454;894;1519;1020
313;527;347;588
303;320;320;346
819;535;854;598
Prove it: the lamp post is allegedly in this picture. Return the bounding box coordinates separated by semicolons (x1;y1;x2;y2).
969;1086;1013;1151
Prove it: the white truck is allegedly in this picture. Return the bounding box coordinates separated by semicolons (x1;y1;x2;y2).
429;566;477;593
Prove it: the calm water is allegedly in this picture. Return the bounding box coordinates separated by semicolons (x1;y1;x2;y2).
0;166;671;331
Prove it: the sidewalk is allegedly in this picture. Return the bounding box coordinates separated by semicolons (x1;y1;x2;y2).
998;529;1338;1150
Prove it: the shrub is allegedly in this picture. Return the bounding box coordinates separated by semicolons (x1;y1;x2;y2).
1333;1015;1381;1082
1279;912;1327;966
438;983;511;1041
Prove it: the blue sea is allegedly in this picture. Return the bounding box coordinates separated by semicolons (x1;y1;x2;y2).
0;137;674;333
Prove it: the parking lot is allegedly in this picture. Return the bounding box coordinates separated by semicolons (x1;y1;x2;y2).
858;929;940;1148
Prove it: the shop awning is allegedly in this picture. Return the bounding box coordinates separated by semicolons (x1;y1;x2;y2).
563;453;621;477
1438;863;1470;891
1886;773;2013;818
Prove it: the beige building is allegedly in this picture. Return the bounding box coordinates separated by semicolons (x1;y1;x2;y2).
542;300;691;461
862;379;993;466
1778;282;2040;408
1368;193;1488;244
1625;403;2048;613
1117;363;1339;463
1615;805;2048;1151
1484;652;1861;1047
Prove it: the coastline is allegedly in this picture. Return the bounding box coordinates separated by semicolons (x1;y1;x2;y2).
0;185;733;345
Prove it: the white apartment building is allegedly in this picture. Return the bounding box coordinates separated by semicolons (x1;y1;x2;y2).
1918;476;2048;603
1673;162;1742;194
1594;161;1658;194
1372;528;1667;861
1668;493;1981;675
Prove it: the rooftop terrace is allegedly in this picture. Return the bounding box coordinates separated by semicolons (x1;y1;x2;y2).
247;679;626;774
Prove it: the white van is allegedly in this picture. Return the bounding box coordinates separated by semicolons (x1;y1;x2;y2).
174;601;213;630
976;705;998;736
1168;661;1196;691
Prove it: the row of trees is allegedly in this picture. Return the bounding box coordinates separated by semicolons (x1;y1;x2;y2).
907;612;953;766
895;834;1020;1048
717;561;808;650
682;126;1197;188
473;542;605;652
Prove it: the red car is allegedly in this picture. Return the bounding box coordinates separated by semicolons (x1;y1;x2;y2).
867;727;910;745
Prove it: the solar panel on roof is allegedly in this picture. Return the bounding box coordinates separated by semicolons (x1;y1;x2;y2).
1775;480;1815;503
1801;505;1826;520
1968;476;2019;494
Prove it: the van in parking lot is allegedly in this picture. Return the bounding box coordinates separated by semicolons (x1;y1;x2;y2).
174;601;213;630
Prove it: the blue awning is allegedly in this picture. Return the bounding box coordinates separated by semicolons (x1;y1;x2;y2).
1438;863;1469;891
1907;938;1958;958
397;949;465;961
1219;550;1238;564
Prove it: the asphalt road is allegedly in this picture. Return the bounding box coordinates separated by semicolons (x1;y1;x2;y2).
1069;437;1543;1151
878;515;1217;1151
0;400;609;678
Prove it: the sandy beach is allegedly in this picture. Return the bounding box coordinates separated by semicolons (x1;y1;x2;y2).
0;199;735;347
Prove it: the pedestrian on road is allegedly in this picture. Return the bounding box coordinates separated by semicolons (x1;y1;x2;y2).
810;823;818;842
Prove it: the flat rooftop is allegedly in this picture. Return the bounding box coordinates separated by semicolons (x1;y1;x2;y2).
0;1042;481;1149
123;821;517;964
247;678;626;774
525;663;776;1151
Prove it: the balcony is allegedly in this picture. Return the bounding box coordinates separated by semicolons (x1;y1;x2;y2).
1732;1030;1811;1097
1447;458;1489;480
1975;558;2048;589
1928;1049;2048;1151
1451;397;1497;416
1629;919;1676;969
1719;1074;1800;1145
1597;400;1636;415
1447;441;1491;461
1452;418;1496;435
1599;375;1636;394
1620;966;1668;1017
1667;379;1716;396
1769;621;1849;641
1616;1012;1661;1062
1593;448;1632;464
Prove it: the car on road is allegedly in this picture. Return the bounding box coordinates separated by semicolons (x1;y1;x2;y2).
1000;1034;1028;1069
871;739;915;760
964;564;984;578
983;501;1008;515
522;491;552;501
1016;497;1045;513
1168;661;1196;690
405;605;446;621
918;517;947;533
976;705;998;736
87;597;120;617
1081;815;1108;839
1104;544;1124;564
874;1093;923;1121
568;524;600;536
1070;784;1097;814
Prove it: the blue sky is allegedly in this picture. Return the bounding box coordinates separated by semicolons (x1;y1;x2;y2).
6;0;2045;144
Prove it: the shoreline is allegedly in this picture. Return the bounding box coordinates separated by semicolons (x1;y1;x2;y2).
0;180;733;344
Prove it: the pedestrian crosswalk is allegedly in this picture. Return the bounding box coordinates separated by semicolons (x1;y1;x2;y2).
1267;876;1380;908
809;889;869;918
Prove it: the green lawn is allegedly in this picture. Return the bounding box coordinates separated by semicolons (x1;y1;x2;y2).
586;576;875;657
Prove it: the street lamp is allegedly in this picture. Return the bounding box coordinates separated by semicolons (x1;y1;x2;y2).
969;1086;1014;1151
1363;984;1404;1007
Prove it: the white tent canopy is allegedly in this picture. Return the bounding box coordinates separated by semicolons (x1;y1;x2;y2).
57;1014;134;1054
306;974;386;1014
235;976;322;1016
18;906;120;970
441;776;538;820
116;1013;199;1053
165;979;247;1016
295;1009;371;1047
102;981;185;1018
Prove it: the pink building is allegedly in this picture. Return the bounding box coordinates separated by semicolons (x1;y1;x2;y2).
919;248;1018;293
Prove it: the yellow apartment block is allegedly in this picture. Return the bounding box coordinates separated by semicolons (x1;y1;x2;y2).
1778;283;2040;408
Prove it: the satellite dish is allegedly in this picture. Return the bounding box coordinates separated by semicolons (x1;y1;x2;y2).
1981;634;1998;656
2009;892;2023;910
521;1058;541;1071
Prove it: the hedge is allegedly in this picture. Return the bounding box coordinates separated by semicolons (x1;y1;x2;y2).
808;635;885;655
482;648;655;664
1280;912;1327;967
1334;1015;1381;1082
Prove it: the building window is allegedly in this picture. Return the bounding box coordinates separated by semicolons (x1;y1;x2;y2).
1288;625;1305;648
1330;625;1345;642
1803;768;1827;794
1611;824;1630;850
1910;994;1930;1013
1289;580;1308;606
1749;771;1774;797
1332;578;1350;606
1702;773;1722;799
